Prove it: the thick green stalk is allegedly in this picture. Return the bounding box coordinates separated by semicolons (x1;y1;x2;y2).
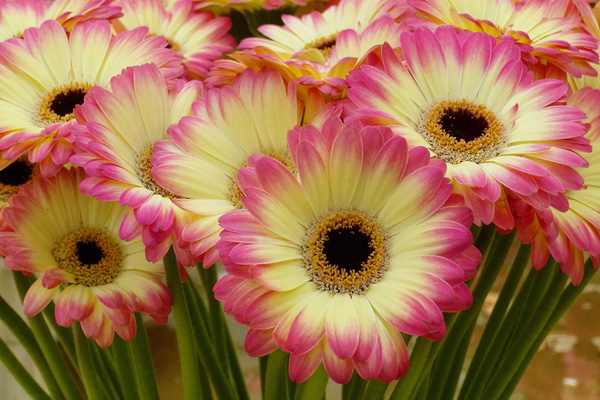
420;229;514;399
73;326;103;400
129;313;159;400
183;280;236;399
0;336;51;400
90;345;120;399
163;248;202;400
360;380;388;400
264;349;290;400
198;265;249;400
111;336;140;400
343;372;368;400
0;296;63;399
479;264;569;400
458;244;531;399
295;365;328;400
389;337;434;400
498;261;598;399
12;272;82;400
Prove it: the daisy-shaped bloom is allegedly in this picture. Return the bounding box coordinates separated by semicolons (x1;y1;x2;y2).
113;0;235;79
409;0;599;78
71;63;204;266
207;0;404;95
214;118;480;383
0;19;183;177
0;167;172;348
0;0;122;41
512;86;600;285
152;68;339;267
346;27;589;230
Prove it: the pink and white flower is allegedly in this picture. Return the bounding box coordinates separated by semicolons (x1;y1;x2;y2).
346;27;590;230
114;0;235;79
0;19;183;177
0;167;172;348
215;118;480;383
71;63;204;266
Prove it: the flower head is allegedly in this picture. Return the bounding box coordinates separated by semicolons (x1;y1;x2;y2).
152;68;339;267
114;0;235;79
347;27;590;230
0;0;122;41
0;19;183;177
409;0;599;78
71;63;204;266
215;119;480;383
0;167;172;347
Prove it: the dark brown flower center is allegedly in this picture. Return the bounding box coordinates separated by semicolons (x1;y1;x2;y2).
0;158;37;203
304;210;387;295
37;82;92;126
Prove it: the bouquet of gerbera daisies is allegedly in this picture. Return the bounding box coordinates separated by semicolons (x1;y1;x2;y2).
1;0;599;399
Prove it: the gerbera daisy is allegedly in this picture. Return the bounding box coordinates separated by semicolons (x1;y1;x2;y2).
346;27;589;230
113;0;235;79
214;118;480;383
0;0;122;41
151;68;339;267
71;63;204;266
0;167;172;348
207;0;403;95
0;19;183;177
408;0;599;78
512;86;600;285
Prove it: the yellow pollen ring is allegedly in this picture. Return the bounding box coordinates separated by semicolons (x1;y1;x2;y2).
137;145;182;199
36;82;92;127
53;228;123;287
303;209;387;295
228;151;296;210
303;32;339;59
419;99;507;164
0;156;38;203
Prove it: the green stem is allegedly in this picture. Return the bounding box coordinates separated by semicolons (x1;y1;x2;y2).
183;279;236;399
111;336;139;400
198;265;250;400
480;263;569;400
360;380;388;400
458;244;531;399
73;325;103;400
12;272;82;400
498;260;598;399
343;372;368;400
295;365;328;400
90;345;120;400
421;229;514;399
163;247;202;400
389;337;433;400
41;300;77;366
0;296;63;399
264;349;290;400
0;336;51;400
260;355;269;399
129;313;159;400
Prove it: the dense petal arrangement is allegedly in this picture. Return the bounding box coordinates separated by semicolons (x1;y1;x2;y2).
0;167;172;347
0;19;183;177
207;0;403;95
214;119;480;383
0;0;122;41
71;63;204;266
347;27;589;230
151;68;307;267
409;0;599;78
114;0;235;79
512;86;600;284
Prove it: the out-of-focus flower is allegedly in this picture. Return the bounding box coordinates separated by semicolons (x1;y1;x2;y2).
0;19;183;177
196;0;325;12
0;0;122;41
152;68;338;267
113;0;235;79
346;27;589;230
0;167;172;348
214;119;479;383
206;0;403;96
71;63;204;267
512;86;600;285
409;0;599;78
